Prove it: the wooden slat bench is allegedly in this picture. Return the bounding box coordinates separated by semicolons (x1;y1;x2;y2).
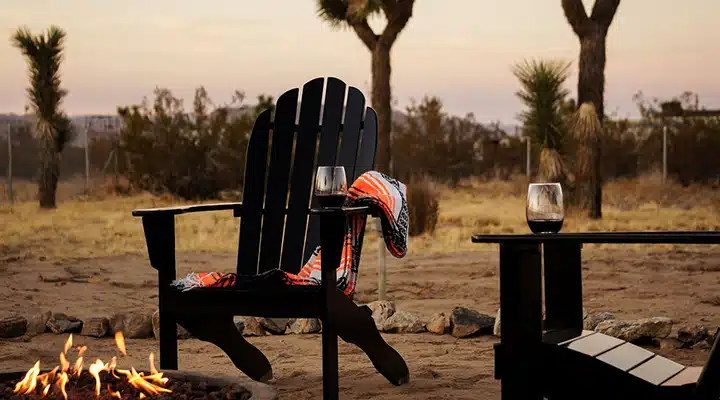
472;232;720;400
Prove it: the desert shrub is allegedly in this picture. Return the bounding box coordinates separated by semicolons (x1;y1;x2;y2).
117;87;273;200
392;96;493;186
407;177;439;236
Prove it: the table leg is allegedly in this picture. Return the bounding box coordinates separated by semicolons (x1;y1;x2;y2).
543;242;584;334
499;242;543;400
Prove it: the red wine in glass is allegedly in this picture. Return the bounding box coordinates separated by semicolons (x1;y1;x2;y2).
316;193;347;208
527;218;564;234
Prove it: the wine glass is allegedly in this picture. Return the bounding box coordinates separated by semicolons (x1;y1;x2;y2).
526;183;564;234
315;166;348;208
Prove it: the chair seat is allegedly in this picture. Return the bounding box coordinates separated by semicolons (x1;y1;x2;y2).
163;285;323;318
538;331;700;400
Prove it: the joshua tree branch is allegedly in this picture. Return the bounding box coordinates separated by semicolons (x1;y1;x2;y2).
351;19;380;50
378;0;414;48
561;0;590;37
590;0;621;30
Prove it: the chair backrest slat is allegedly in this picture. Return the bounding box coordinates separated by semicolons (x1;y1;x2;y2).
302;78;347;262
237;109;272;275
355;108;378;177
337;87;366;181
237;77;377;276
280;78;324;273
257;89;299;273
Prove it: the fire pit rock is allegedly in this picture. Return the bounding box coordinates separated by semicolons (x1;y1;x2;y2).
152;310;193;340
25;311;52;336
0;313;27;338
109;312;154;338
46;313;82;334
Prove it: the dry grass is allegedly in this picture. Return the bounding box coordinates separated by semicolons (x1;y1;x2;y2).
1;175;719;262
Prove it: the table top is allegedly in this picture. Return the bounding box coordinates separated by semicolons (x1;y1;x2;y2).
471;231;720;244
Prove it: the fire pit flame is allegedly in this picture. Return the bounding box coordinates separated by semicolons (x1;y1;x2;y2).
114;331;127;356
11;331;172;399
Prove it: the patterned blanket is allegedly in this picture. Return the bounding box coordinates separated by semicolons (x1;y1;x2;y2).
171;171;408;297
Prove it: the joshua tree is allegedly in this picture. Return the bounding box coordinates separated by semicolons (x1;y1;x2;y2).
512;59;571;182
316;0;416;173
561;0;621;218
568;102;602;206
12;26;73;208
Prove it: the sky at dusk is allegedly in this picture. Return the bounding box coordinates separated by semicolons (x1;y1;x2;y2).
0;0;718;124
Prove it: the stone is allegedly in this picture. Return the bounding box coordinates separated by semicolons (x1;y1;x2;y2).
25;311;52;336
0;313;27;338
583;312;615;330
81;317;109;338
109;313;126;334
287;318;322;334
365;300;396;329
240;317;269;337
259;318;291;335
595;317;673;343
426;312;450;335
659;338;684;350
109;312;153;338
692;340;712;350
151;310;192;340
677;325;710;347
381;311;425;334
46;313;82;334
450;307;495;338
493;308;501;337
234;317;245;334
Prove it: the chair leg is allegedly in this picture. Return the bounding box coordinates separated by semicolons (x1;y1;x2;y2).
321;319;340;400
159;311;178;370
326;288;410;386
176;315;272;382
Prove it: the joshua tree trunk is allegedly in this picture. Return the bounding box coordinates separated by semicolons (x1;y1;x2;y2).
562;0;620;219
342;1;413;174
38;136;60;208
579;29;606;218
372;44;392;173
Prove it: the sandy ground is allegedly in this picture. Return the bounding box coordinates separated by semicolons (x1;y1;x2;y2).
1;246;719;399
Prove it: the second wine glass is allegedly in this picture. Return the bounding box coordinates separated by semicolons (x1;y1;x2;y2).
315;166;348;208
526;182;564;234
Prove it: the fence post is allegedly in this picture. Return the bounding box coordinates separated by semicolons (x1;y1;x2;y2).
84;118;90;194
6;121;12;203
376;218;387;301
662;124;668;184
525;137;531;180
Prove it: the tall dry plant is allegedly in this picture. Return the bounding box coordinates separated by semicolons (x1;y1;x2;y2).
512;58;571;182
11;26;74;209
568;102;603;211
315;0;416;174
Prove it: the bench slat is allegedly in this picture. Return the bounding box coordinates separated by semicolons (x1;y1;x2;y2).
565;332;624;357
629;355;685;385
595;342;655;371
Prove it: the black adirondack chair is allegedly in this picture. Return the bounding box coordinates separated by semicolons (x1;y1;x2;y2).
132;77;408;399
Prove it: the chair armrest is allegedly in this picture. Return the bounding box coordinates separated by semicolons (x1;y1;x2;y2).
132;202;243;217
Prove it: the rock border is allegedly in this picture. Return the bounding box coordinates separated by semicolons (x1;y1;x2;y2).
2;304;715;351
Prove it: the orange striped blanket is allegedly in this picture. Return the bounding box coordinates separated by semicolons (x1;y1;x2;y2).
171;171;408;297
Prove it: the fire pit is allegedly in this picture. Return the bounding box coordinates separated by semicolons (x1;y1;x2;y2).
0;332;276;400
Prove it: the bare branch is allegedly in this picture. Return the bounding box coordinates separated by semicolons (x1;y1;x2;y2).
378;0;414;48
590;0;621;30
561;0;590;37
351;20;379;50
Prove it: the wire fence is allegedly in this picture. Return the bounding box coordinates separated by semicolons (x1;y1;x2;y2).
2;113;719;204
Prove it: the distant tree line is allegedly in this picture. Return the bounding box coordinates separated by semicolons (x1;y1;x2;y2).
3;89;718;200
